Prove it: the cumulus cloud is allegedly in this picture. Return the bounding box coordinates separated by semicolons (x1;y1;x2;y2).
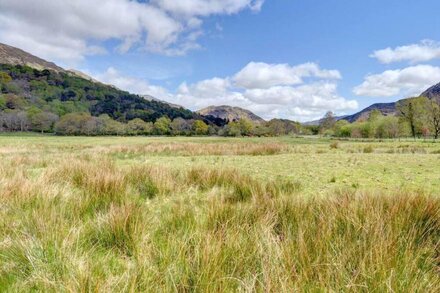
173;62;355;121
233;62;341;89
93;67;173;101
353;65;440;97
173;77;248;109
240;83;357;121
370;40;440;64
94;61;357;122
151;0;264;17
0;0;264;65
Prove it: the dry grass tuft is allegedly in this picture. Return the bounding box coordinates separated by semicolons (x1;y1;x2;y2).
106;142;290;157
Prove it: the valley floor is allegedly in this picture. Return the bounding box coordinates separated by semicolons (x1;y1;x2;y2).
0;135;439;291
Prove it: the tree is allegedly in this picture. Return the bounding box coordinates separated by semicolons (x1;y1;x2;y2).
333;120;351;137
397;97;427;138
0;72;12;84
170;117;192;135
83;117;100;135
238;119;254;136
226;119;254;136
426;99;440;139
254;124;271;137
376;116;399;139
154;116;171;135
0;95;6;110
55;112;92;135
367;109;382;122
31;112;59;133
319;111;336;134
226;121;241;136
0;72;12;94
5;94;27;110
267;119;286;136
192;120;209;135
127;118;153;135
0;110;29;131
100;116;126;135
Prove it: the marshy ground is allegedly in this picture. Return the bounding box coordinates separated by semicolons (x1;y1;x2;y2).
0;135;439;291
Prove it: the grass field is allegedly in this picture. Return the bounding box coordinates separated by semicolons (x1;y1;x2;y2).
0;135;439;291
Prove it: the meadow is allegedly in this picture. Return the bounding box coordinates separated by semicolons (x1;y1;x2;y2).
0;134;439;292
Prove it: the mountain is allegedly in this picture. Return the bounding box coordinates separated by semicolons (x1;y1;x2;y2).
0;42;103;82
421;82;440;103
0;43;197;123
197;105;265;123
341;102;397;123
0;43;64;72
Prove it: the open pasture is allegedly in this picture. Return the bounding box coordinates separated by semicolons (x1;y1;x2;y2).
0;135;439;291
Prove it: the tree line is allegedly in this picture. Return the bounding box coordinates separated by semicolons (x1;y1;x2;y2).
0;100;305;136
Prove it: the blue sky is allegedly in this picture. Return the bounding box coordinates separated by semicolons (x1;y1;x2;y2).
1;0;440;121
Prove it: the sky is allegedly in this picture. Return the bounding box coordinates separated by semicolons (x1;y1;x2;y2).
1;0;440;121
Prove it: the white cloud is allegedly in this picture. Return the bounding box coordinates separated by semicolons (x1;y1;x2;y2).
370;40;440;64
241;83;357;121
233;62;341;89
353;65;440;97
92;67;173;101
151;0;264;17
92;61;356;122
244;83;356;109
174;78;248;109
172;64;354;121
0;0;263;65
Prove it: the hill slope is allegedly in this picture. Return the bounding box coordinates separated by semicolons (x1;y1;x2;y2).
421;82;440;103
0;43;199;126
197;105;265;123
342;102;398;123
0;43;64;72
0;64;196;122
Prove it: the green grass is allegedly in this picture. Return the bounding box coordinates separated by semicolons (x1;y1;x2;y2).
0;136;439;291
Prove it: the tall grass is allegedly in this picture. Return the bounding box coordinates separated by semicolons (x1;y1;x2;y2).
106;142;291;157
0;151;439;291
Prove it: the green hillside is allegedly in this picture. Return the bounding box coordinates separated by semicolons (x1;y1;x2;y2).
0;64;196;133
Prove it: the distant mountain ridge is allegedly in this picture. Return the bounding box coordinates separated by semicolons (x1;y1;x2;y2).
197;105;265;123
